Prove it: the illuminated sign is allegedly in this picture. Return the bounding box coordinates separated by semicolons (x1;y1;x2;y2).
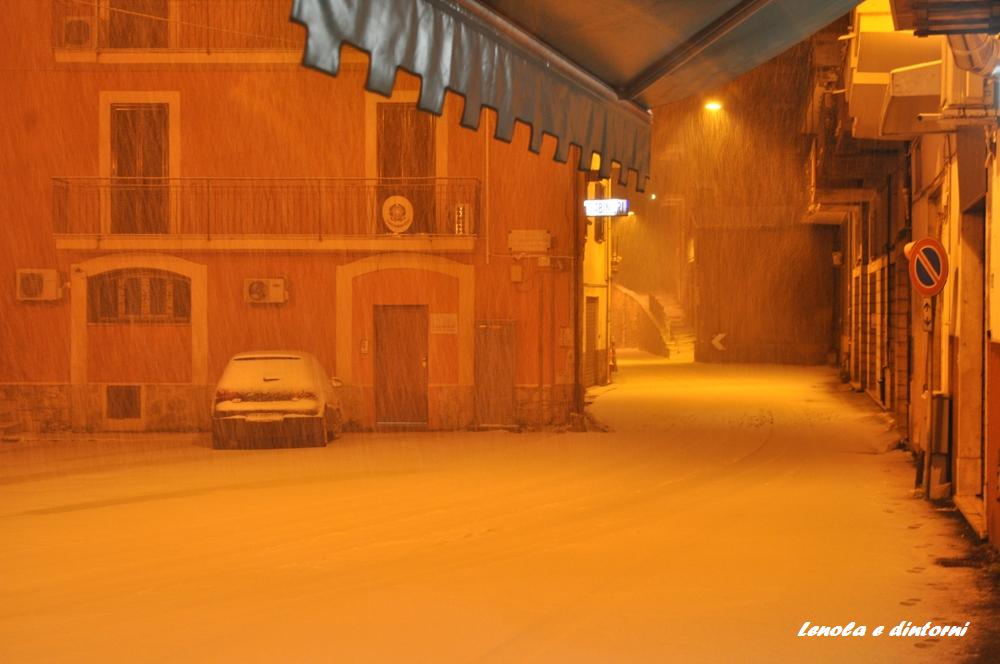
584;198;629;217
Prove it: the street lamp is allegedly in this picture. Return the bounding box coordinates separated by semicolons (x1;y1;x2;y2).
704;100;722;112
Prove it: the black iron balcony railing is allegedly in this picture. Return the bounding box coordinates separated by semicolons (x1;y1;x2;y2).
53;177;481;238
52;0;301;52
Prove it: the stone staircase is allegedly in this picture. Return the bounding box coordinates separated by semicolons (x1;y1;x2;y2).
650;291;694;362
0;398;22;442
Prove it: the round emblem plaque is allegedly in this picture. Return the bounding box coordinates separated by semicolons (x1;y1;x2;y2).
381;195;414;234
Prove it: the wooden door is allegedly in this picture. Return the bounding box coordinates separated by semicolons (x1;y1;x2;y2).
375;305;428;425
953;208;986;499
107;0;169;48
850;270;861;385
583;297;599;387
866;270;877;398
111;103;169;234
475;320;516;425
377;103;435;233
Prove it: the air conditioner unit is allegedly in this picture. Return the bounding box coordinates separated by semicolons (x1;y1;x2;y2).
62;16;95;49
243;278;287;304
942;51;992;110
16;269;62;301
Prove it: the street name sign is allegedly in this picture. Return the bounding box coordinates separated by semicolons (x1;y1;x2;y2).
508;229;552;253
584;198;629;217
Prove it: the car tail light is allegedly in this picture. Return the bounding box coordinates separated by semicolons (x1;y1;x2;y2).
214;390;242;403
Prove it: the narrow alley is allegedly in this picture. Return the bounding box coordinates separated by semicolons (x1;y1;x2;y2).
1;354;995;662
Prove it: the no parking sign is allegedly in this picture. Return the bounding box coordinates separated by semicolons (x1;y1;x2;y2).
907;237;949;297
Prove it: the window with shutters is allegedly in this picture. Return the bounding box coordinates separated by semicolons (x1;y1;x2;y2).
88;269;191;323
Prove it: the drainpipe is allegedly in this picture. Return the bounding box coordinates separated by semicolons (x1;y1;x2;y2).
948;34;1000;78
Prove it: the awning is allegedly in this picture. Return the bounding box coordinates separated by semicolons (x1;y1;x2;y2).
292;0;861;188
291;0;650;185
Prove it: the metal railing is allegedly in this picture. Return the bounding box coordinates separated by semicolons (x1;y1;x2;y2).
52;0;301;52
52;177;481;238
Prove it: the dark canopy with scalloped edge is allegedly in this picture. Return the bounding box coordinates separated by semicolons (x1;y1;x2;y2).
291;0;860;188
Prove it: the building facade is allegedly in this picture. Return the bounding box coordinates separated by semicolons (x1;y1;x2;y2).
834;0;1000;540
1;0;588;433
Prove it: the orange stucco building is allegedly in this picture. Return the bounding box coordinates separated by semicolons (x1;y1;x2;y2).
0;0;588;432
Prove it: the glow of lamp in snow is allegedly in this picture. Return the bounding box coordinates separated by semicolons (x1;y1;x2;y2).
704;100;722;111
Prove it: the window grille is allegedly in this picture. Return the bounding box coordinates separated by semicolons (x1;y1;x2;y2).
88;269;191;323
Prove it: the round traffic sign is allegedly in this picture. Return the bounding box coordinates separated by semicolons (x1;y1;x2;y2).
908;237;949;297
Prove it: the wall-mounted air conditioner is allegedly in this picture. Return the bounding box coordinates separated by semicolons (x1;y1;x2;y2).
243;278;287;304
942;50;992;110
16;269;63;301
62;16;95;49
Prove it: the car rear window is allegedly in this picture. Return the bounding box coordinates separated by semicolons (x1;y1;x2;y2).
217;356;317;396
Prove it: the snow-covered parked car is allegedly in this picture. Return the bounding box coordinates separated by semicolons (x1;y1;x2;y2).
212;351;343;449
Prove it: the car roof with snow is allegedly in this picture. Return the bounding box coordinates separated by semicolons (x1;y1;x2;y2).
218;351;324;392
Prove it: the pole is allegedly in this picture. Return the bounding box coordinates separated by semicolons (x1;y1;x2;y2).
922;296;934;497
573;168;584;414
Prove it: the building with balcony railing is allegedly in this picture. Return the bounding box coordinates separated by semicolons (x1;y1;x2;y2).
52;0;301;62
2;0;583;434
53;177;481;251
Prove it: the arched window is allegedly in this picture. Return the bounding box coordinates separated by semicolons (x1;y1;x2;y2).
87;269;190;323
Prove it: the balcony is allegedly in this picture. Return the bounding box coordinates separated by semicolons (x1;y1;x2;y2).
53;177;480;253
52;0;309;63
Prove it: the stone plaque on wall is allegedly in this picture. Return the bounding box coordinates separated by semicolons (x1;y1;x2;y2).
430;313;458;335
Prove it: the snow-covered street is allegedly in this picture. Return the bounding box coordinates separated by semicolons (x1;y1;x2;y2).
1;354;996;662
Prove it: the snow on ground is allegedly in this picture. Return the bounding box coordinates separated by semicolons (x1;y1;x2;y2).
0;352;996;662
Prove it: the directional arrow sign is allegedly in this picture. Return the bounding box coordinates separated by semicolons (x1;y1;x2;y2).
712;332;727;351
908;237;949;297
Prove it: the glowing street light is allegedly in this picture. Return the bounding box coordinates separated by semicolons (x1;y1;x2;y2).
704;100;722;112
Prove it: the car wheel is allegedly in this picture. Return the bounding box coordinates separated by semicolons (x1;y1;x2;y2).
306;416;324;447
